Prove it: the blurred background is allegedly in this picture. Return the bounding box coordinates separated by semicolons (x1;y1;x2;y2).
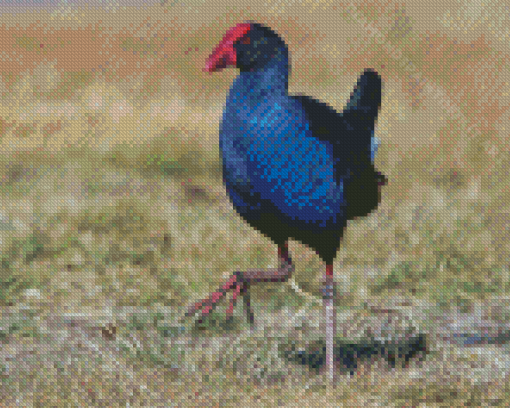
0;0;509;405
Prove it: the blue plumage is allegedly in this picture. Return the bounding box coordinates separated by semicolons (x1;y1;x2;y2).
219;34;383;240
221;67;343;228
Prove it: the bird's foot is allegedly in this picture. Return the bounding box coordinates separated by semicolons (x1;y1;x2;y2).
181;259;293;326
182;271;254;325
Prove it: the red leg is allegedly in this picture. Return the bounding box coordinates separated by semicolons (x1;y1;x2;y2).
183;242;293;325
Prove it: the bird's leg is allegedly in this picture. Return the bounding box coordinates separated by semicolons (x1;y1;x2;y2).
183;243;294;324
241;243;292;282
323;263;336;382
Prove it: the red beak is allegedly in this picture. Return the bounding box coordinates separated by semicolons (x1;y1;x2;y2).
204;23;252;73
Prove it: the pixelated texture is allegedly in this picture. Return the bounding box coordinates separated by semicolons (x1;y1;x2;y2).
0;0;508;406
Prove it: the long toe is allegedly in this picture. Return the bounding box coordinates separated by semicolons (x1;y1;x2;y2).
182;271;245;322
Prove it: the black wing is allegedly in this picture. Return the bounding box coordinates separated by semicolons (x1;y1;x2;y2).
292;69;384;220
291;69;382;181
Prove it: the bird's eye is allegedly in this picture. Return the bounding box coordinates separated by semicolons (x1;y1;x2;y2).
240;36;250;45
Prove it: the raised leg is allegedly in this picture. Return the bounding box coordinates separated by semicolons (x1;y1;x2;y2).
182;243;294;325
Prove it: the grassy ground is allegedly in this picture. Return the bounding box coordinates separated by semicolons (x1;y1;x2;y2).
0;1;509;406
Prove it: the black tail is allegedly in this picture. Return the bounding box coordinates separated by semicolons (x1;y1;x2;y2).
341;69;382;136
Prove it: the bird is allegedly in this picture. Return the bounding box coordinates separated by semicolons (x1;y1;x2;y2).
183;21;386;381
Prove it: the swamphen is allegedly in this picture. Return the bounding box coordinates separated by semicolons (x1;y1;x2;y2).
184;21;385;381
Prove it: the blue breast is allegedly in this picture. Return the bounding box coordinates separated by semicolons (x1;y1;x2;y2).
219;74;346;230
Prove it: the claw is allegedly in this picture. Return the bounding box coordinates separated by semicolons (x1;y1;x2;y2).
183;271;250;323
